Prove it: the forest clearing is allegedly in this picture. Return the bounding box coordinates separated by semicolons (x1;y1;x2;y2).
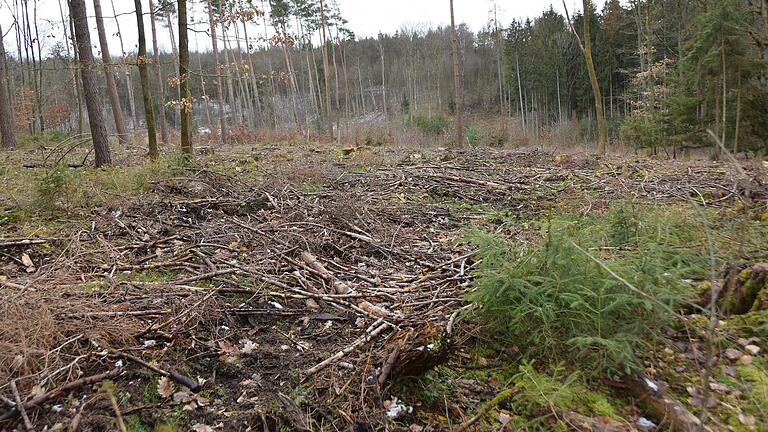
1;0;768;430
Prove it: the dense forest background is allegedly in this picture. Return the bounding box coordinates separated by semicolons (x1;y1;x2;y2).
1;0;767;156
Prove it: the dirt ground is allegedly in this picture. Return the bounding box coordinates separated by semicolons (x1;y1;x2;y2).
1;141;766;431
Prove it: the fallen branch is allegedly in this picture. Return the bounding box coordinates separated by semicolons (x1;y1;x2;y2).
0;238;60;248
0;369;122;422
306;319;391;377
111;351;199;392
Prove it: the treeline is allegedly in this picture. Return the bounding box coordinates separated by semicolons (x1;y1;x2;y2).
0;0;766;156
505;0;768;155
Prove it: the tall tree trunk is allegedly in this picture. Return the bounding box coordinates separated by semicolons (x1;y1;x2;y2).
220;12;238;126
67;12;84;135
69;0;112;166
242;19;263;127
134;0;158;159
149;0;169;143
178;0;191;155
194;31;212;127
166;9;181;130
319;0;333;135
565;0;606;154
734;66;742;154
582;0;606;154
32;0;45;132
207;0;228;145
378;39;387;122
93;0;127;144
449;0;463;147
110;0;138;133
0;23;17;149
57;0;81;133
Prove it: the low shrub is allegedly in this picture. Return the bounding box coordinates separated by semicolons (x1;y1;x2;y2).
414;114;449;137
466;124;484;146
466;203;706;377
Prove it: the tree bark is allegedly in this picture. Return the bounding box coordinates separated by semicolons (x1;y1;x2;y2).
178;0;192;155
69;0;112;166
149;0;169;144
0;23;17;149
93;0;128;144
134;0;158;159
449;0;463;147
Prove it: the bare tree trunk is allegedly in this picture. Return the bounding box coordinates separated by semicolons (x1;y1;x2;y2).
319;0;333;135
377;39;387;122
179;0;191;155
357;57;365;114
67;12;84;135
207;0;228;144
734;66;742;154
149;0;169;144
194;30;212;127
564;0;606;154
242;18;263;127
134;0;158;159
449;0;463;147
93;0;127;144
69;0;112;166
57;0;81;133
0;23;17;149
219;11;238;126
32;0;45;132
260;0;278;128
110;0;138;133
166;9;180;130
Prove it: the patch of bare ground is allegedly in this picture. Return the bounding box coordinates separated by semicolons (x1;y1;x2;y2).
1;144;765;431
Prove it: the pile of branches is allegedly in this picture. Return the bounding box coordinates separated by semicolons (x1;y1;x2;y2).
1;149;764;430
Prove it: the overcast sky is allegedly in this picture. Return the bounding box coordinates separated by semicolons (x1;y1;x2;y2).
0;0;608;57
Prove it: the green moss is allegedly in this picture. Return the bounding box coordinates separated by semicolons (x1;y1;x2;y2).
126;415;150;432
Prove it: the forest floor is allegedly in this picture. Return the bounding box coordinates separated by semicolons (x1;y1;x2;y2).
1;139;768;431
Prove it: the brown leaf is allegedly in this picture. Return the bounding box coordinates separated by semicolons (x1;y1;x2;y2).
157;376;175;398
218;340;240;357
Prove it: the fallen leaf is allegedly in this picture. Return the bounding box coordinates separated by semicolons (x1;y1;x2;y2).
739;355;753;365
239;339;258;355
218;340;240;357
744;345;761;355
191;424;215;432
157;376;175;398
173;391;192;404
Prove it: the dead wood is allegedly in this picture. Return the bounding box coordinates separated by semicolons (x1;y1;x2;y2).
624;373;707;432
